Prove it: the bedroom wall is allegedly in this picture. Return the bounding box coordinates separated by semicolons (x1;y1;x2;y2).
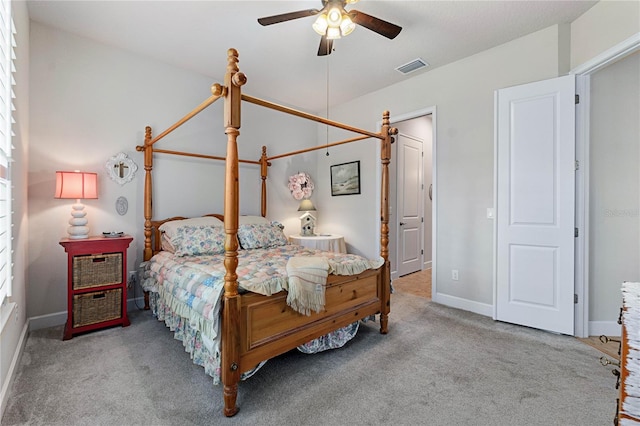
1;0;30;415
570;0;640;69
316;25;565;313
589;51;640;322
27;23;317;326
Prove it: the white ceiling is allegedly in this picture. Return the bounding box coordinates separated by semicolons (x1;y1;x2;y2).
27;0;597;112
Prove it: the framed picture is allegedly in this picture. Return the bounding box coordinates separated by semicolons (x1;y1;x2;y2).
330;161;361;196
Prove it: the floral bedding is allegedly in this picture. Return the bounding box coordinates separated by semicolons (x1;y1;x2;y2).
141;244;383;384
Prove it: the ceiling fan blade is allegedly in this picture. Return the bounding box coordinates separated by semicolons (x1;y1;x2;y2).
317;36;334;56
349;10;402;39
257;9;320;26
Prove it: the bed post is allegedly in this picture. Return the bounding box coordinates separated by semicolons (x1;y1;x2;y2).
260;146;269;217
136;126;154;310
221;48;246;418
379;111;396;334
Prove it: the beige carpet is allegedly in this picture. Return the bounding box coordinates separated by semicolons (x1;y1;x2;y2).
3;293;620;425
393;268;622;364
393;268;431;299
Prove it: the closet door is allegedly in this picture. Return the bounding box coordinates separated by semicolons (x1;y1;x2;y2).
495;75;575;335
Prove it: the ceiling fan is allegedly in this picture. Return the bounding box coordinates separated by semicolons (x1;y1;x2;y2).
257;0;402;56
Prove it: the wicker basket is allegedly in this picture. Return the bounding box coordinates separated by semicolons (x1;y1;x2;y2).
73;253;122;290
72;288;122;328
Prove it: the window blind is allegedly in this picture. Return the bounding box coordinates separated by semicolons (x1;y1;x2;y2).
0;0;14;304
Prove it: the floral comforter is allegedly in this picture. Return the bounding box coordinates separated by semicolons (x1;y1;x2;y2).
141;244;383;383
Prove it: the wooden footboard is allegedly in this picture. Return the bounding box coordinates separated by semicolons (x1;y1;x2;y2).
238;268;384;372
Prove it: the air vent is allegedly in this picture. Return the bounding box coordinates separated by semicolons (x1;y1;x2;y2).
395;58;429;75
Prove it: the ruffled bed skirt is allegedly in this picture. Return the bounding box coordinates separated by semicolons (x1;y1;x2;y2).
148;291;362;384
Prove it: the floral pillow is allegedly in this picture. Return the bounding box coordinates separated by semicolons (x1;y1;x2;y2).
238;221;288;250
159;216;224;240
173;225;226;257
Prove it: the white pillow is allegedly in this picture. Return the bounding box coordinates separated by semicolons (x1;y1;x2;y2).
239;215;269;225
159;216;224;239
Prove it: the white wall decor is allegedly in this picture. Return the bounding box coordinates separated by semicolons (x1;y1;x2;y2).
105;152;138;185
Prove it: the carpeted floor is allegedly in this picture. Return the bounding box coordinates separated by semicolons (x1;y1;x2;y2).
2;291;620;425
393;269;622;361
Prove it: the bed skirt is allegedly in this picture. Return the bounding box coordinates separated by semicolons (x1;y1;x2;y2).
148;290;362;384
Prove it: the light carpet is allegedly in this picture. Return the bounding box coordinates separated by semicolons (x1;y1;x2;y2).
2;292;618;425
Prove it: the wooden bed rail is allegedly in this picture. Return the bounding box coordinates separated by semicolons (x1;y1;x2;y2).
266;134;370;161
242;94;383;140
153;148;261;165
148;85;225;146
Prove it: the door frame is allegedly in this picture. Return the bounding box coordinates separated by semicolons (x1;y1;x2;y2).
383;106;437;288
570;32;640;338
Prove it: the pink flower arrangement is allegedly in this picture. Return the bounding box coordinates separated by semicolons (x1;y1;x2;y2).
288;172;314;201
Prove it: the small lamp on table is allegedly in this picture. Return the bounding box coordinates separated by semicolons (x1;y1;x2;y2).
298;199;317;236
55;171;98;239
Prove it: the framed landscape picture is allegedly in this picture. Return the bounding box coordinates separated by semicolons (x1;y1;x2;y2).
330;161;361;196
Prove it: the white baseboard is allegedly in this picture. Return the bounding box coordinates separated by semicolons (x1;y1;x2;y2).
0;320;28;418
28;311;66;331
28;297;147;331
432;292;493;317
423;260;432;269
589;320;622;337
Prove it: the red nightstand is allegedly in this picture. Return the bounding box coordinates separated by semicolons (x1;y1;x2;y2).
59;235;133;340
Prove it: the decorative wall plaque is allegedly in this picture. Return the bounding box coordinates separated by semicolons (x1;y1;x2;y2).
106;152;138;185
115;196;128;216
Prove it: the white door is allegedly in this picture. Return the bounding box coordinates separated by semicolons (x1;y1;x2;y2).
397;133;423;276
495;75;575;335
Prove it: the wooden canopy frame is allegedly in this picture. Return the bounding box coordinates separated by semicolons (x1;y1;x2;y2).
136;48;397;417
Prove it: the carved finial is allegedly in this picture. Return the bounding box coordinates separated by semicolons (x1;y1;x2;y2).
145;126;152;139
232;72;247;87
227;48;239;74
262;146;267;155
211;83;226;97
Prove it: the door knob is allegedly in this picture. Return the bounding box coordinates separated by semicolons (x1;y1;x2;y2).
399;222;406;226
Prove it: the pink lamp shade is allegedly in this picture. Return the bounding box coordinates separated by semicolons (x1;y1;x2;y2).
55;171;98;239
55;171;98;200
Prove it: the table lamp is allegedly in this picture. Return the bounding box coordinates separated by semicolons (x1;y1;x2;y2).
55;171;98;239
298;199;317;236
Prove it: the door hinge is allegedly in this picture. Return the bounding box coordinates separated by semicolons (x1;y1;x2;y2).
421;217;424;223
574;294;578;304
421;249;424;255
575;94;580;104
575;160;579;171
575;228;579;238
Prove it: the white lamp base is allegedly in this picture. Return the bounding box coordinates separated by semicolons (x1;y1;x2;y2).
67;202;90;239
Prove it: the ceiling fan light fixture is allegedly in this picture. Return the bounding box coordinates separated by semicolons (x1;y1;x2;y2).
339;14;355;36
326;26;341;40
312;13;329;36
327;7;342;27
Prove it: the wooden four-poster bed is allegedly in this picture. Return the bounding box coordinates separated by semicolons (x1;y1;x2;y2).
136;48;396;417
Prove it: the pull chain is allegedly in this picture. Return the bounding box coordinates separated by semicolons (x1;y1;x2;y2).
326;53;330;156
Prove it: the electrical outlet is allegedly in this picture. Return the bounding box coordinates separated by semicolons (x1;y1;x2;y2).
128;271;137;288
451;269;459;281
